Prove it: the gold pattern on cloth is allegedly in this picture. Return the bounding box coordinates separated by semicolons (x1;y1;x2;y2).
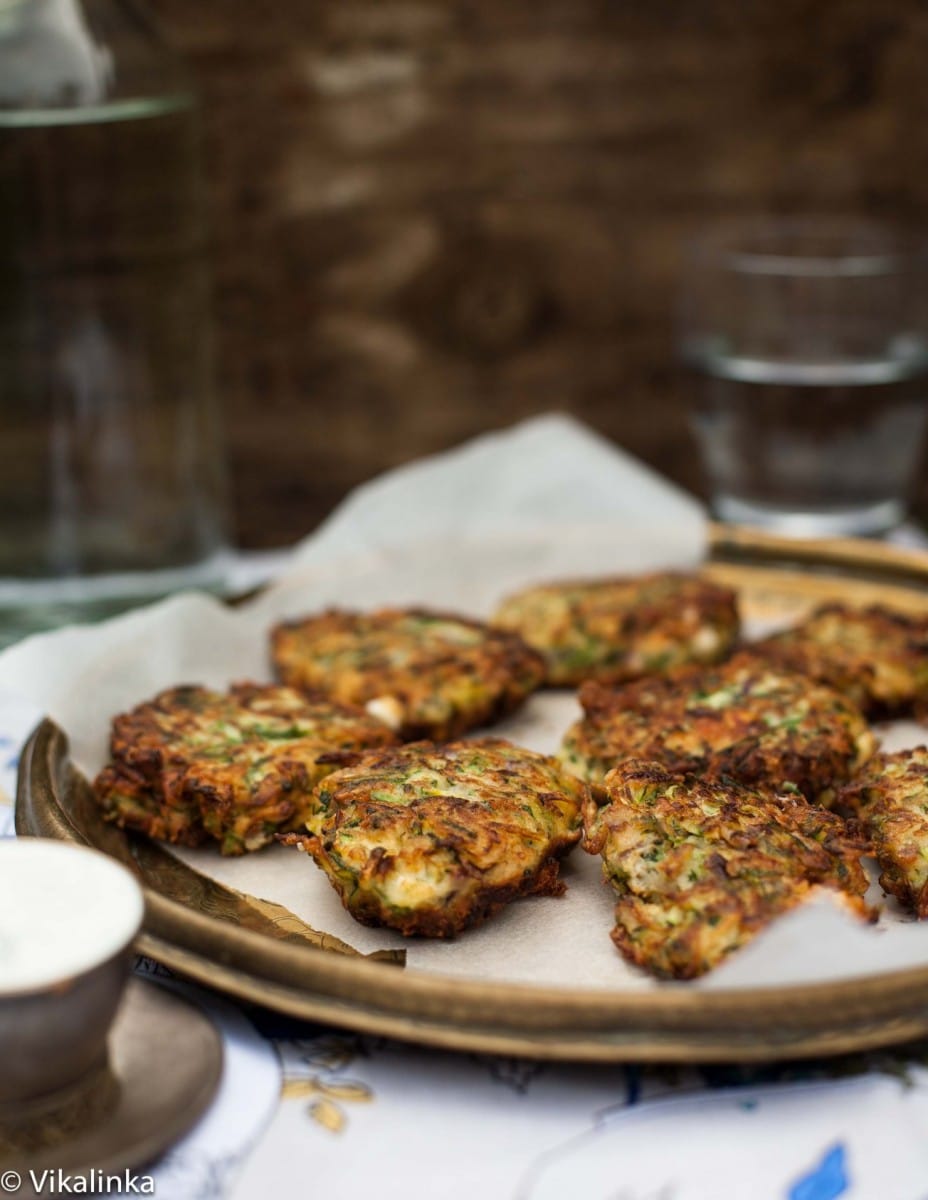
281;1039;374;1135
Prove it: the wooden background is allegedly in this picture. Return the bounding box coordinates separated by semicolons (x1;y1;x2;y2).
150;0;928;548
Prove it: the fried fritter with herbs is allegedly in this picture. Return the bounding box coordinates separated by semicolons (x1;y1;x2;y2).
561;654;875;802
583;760;870;979
744;603;928;718
838;746;928;918
94;683;399;855
270;608;546;741
281;738;586;937
492;572;739;686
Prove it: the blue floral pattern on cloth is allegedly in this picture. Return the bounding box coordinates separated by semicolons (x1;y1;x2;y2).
789;1144;849;1200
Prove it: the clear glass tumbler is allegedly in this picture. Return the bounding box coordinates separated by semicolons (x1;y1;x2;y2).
678;220;928;537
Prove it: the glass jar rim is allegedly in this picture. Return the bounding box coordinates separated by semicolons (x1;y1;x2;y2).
686;218;928;278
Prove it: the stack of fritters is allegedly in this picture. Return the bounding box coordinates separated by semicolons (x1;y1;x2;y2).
839;747;928;918
493;572;739;686
583;760;870;979
561;654;876;802
743;603;928;719
271;607;545;741
94;683;399;855
282;738;587;936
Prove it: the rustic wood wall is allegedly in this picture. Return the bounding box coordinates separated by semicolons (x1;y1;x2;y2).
150;0;928;547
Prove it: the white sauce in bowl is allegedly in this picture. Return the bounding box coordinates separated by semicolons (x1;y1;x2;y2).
0;839;144;993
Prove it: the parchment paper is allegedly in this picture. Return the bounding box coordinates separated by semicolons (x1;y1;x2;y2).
1;414;925;992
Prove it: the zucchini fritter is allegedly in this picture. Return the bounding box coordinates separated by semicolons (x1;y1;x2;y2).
281;738;586;937
492;572;739;686
744;603;928;718
562;654;875;802
583;760;870;979
838;747;928;917
270;608;545;741
94;683;399;855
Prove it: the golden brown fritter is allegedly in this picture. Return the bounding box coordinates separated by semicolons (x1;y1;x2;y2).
744;603;928;718
270;608;546;741
281;738;586;937
94;683;399;855
493;572;739;686
838;747;928;918
583;759;870;979
561;654;875;803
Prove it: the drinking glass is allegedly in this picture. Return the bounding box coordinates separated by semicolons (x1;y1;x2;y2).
678;220;928;537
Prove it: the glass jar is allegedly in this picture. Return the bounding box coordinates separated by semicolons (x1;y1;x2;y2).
0;0;229;642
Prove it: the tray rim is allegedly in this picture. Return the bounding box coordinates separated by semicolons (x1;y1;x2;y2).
16;526;928;1062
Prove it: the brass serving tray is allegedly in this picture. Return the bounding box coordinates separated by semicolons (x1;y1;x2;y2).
16;525;928;1064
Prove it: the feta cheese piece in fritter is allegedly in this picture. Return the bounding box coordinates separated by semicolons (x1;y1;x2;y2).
94;683;399;855
270;608;546;741
492;572;739;686
583;760;870;979
839;747;928;918
745;603;928;718
561;654;875;803
281;738;587;937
